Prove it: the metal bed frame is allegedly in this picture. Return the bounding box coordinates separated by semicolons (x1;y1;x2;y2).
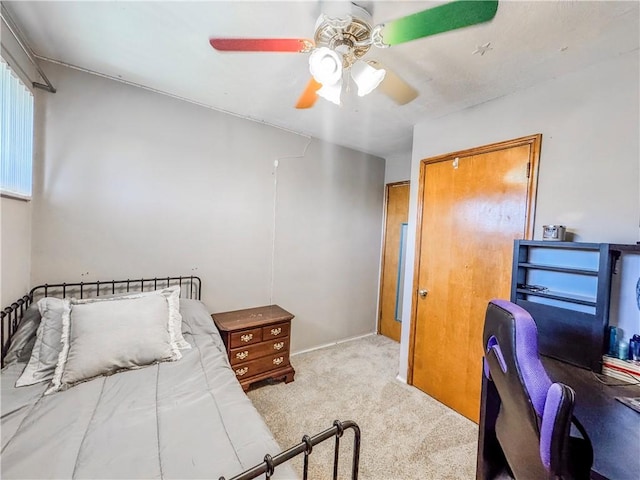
0;275;362;480
220;420;361;480
1;275;201;368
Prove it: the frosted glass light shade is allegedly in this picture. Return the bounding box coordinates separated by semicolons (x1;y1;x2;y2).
317;79;342;106
309;47;343;86
351;60;386;97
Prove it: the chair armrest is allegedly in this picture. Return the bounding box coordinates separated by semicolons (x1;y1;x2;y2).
540;383;574;473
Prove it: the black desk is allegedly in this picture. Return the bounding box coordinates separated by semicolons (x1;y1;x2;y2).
477;356;640;480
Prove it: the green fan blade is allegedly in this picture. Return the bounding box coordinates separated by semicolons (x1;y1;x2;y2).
381;0;498;46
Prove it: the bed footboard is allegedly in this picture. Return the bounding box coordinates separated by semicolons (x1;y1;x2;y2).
220;420;361;480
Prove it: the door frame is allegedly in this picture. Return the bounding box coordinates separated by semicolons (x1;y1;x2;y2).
406;134;541;384
377;180;410;335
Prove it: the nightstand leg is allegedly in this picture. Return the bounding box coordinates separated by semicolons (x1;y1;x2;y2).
284;370;295;384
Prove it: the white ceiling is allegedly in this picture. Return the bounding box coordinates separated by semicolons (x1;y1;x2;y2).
5;1;639;158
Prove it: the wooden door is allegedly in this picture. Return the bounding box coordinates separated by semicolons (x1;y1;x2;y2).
378;182;410;342
409;135;540;422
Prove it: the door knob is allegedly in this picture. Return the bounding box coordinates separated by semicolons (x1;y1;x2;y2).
418;289;429;298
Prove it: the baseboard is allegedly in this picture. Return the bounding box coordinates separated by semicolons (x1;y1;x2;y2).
395;374;407;384
291;332;377;357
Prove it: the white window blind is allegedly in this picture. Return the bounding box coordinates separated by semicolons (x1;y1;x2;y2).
1;58;34;198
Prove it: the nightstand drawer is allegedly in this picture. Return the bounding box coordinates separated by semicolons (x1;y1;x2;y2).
233;352;290;379
229;338;289;366
262;322;289;339
229;327;262;348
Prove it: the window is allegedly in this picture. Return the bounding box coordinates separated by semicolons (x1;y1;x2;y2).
1;58;34;199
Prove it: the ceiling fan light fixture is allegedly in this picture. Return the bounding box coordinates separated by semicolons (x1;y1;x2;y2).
309;47;343;86
351;60;386;97
317;79;342;106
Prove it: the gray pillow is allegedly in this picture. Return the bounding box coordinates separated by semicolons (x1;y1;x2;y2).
73;285;190;350
180;298;217;335
3;304;42;366
15;297;66;386
46;294;182;394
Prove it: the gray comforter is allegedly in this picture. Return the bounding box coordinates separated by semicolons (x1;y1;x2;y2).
1;299;296;479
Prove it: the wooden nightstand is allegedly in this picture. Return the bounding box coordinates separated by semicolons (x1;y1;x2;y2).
212;305;295;391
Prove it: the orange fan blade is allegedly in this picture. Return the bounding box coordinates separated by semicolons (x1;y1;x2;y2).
295;78;322;109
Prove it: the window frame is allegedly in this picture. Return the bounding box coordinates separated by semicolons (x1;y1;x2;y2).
1;55;35;201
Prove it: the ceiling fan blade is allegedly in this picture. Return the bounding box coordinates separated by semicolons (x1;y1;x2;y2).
380;0;498;46
295;78;322;109
368;61;418;106
209;38;313;53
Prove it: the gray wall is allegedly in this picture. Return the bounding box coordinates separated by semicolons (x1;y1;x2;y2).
0;197;31;305
32;62;385;353
384;151;412;184
398;51;640;380
273;140;385;350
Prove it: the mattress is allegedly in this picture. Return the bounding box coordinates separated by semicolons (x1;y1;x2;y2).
1;298;297;479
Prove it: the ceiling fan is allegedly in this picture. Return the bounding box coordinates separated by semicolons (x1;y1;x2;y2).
209;0;498;109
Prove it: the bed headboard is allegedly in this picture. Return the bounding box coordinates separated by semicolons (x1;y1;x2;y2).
1;275;202;368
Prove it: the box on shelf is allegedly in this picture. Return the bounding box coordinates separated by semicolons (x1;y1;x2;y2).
602;355;640;383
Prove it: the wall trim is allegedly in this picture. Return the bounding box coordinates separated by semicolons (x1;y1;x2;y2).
291;332;376;356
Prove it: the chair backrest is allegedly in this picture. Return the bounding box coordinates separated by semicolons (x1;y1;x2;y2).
482;299;588;479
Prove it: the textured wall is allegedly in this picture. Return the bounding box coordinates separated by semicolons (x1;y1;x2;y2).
384;151;412;185
273;140;385;351
32;62;385;352
399;51;640;380
0;197;31;305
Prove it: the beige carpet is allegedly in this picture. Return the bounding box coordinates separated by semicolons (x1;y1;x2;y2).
247;334;478;480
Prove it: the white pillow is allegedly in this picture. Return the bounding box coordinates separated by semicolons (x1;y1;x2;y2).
46;294;182;394
15;298;67;387
72;285;190;350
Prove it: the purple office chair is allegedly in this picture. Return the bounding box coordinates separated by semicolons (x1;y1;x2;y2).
482;299;593;480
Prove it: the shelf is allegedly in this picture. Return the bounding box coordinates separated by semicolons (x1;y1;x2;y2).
511;240;616;372
610;243;640;253
518;262;599;276
516;240;602;250
515;288;597;307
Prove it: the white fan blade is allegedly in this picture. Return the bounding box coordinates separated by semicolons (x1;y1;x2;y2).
367;60;418;105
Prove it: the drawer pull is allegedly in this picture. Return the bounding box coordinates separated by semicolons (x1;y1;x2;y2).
235;367;248;377
273;357;284;366
270;327;282;336
235;351;249;360
240;333;253;343
273;342;285;351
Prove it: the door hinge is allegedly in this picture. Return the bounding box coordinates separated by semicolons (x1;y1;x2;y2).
526;162;531;178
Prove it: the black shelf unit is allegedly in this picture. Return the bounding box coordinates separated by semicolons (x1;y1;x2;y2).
610;243;640;253
510;240;619;371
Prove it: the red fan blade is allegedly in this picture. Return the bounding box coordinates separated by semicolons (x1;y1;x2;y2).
295;78;322;109
209;38;313;53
